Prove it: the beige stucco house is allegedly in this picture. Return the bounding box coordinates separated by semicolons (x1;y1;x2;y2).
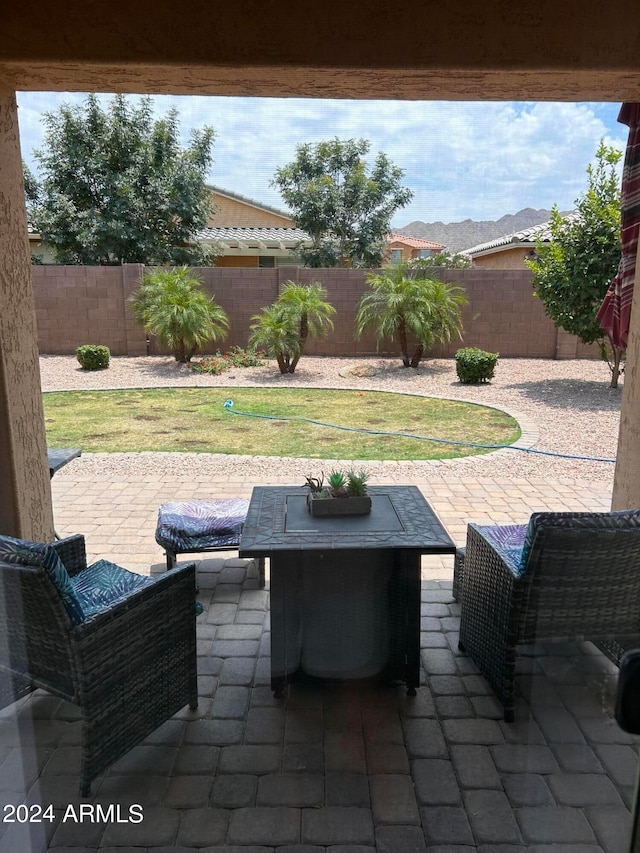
202;186;312;267
464;213;580;269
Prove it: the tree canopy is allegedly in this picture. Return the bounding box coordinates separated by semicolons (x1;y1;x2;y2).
31;94;216;266
527;141;623;383
272;138;413;268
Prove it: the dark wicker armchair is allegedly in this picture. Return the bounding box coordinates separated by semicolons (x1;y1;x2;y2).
458;510;640;721
0;534;198;795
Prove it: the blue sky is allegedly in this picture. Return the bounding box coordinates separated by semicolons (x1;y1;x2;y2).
16;93;628;228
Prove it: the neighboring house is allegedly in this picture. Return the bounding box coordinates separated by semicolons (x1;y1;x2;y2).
384;233;446;266
463;213;580;268
200;186;312;267
28;223;56;264
27;184;314;267
29;184;449;269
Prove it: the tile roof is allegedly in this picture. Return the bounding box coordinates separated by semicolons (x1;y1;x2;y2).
464;212;581;256
196;226;310;246
388;233;446;250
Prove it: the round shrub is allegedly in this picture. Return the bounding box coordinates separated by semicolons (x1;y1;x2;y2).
76;344;111;371
455;347;499;384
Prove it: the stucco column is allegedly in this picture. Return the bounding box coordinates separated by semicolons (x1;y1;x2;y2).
612;250;640;510
0;90;54;540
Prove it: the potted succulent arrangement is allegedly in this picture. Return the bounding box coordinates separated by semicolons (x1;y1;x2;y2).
305;469;372;517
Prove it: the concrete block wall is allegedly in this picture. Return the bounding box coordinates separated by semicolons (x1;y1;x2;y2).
32;264;591;360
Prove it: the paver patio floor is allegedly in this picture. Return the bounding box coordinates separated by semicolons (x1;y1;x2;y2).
0;473;634;852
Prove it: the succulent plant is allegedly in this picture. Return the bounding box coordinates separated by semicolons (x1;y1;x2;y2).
306;468;369;499
346;469;369;497
327;470;348;496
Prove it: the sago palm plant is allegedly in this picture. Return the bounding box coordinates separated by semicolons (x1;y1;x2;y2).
354;265;467;368
130;267;229;362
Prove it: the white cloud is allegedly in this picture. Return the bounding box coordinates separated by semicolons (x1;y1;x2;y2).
16;93;628;225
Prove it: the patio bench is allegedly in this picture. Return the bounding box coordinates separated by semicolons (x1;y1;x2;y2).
155;498;265;586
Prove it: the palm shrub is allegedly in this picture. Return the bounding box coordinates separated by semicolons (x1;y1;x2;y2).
130;267;229;362
249;281;336;374
274;281;336;372
248;305;301;374
354;265;467;368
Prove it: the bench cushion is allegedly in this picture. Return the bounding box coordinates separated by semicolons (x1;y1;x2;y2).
155;499;250;553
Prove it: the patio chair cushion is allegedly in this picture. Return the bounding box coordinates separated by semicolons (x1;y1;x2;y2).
0;534;85;624
155;498;250;553
72;559;153;619
520;509;640;572
476;524;528;576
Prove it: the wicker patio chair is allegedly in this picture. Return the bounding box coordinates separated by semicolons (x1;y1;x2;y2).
0;533;198;795
457;510;640;722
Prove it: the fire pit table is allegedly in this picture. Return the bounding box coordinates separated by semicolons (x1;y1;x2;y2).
239;485;455;697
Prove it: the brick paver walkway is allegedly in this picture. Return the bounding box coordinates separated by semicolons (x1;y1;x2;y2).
0;473;633;852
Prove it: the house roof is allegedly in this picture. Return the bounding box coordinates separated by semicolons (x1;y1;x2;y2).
464;212;581;257
388;233;446;251
207;184;293;220
196;225;310;249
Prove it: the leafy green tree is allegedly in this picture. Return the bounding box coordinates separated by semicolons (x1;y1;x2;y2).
130;267;229;362
407;252;474;270
32;94;216;266
272;138;413;268
23;161;40;218
249;281;336;374
527;141;623;386
355;265;467;368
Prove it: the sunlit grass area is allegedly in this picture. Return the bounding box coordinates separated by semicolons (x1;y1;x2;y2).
43;387;521;461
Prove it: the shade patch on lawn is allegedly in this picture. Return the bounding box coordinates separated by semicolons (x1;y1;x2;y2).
43;387;521;461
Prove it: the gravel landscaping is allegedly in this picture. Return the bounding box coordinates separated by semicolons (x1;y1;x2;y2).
40;354;621;486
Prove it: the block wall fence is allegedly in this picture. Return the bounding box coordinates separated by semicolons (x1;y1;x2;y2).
32;264;595;360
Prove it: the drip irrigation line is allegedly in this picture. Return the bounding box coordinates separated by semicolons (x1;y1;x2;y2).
222;399;616;463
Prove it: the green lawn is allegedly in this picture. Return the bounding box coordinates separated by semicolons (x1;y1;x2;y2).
43;387;521;461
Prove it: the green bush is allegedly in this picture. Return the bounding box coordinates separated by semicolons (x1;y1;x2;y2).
225;346;265;368
76;344;110;371
455;347;499;384
190;347;265;375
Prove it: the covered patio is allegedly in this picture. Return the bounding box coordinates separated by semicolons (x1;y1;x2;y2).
0;472;629;851
2;2;640;850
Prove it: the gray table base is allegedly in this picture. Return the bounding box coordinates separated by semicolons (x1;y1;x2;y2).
269;547;421;697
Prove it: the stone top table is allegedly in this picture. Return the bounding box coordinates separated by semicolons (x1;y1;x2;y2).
47;447;82;478
240;485;455;697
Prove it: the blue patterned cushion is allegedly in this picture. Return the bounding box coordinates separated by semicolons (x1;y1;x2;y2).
0;534;85;624
520;509;640;572
73;559;203;618
156;499;250;552
72;559;153;619
477;524;528;576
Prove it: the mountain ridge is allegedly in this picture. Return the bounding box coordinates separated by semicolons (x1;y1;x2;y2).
395;207;563;254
